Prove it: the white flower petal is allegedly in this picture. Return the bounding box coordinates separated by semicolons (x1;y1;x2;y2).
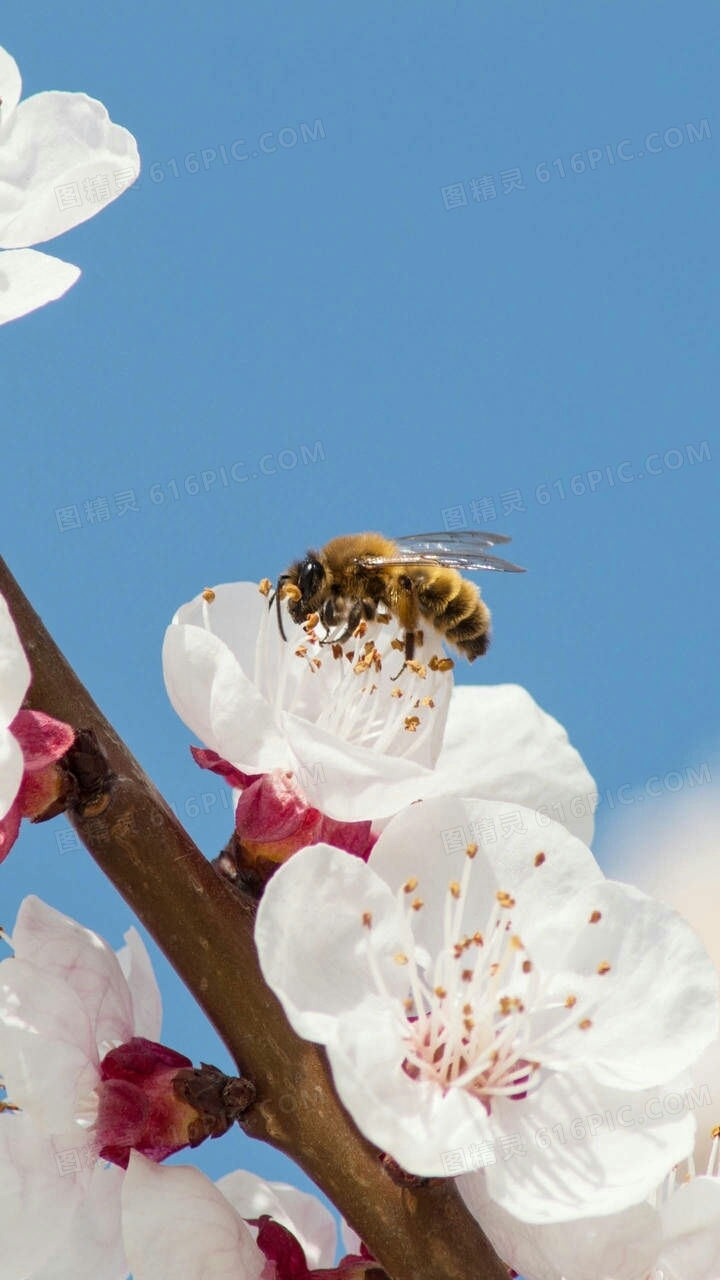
340;1218;363;1257
0;728;23;823
0;247;80;325
116;926;163;1042
0;47;22;119
217;1170;337;1269
279;708;437;820
0;91;139;248
485;1072;697;1224
369;795;602;961
0;591;30;723
687;1038;720;1173
122;1153;265;1280
524;880;719;1090
0;957;99;1131
432;685;597;843
458;1168;661;1280
162;618;290;770
11;895;135;1052
255;844;410;1043
659;1176;720;1280
0;1114;88;1278
32;1161;128;1280
173;582;268;678
0;587;27;815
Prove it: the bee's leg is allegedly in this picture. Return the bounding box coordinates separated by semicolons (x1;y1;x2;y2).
335;599;364;645
322;597;337;626
389;630;416;680
390;576;417;680
316;596;337;644
335;597;379;646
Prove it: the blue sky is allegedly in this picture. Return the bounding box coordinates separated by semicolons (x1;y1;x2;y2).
2;0;719;1244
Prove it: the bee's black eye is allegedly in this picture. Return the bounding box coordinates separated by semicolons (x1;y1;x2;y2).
298;557;325;599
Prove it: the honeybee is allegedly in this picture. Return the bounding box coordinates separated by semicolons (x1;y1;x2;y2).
270;531;525;667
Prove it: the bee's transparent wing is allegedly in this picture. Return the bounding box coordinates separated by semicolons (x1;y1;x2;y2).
397;531;512;551
358;531;526;573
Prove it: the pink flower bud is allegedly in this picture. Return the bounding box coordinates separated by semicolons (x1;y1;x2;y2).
93;1038;197;1168
0;709;75;861
192;748;375;886
93;1038;254;1169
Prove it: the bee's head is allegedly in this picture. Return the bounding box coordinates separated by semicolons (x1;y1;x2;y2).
278;553;327;625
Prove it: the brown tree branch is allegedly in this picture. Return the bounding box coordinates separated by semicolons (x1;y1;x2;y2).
0;557;508;1280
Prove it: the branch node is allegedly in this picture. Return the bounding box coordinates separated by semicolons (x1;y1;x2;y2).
173;1062;256;1147
378;1152;433;1189
62;727;118;816
212;831;270;901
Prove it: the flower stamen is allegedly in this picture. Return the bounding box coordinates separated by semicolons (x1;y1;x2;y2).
365;852;610;1114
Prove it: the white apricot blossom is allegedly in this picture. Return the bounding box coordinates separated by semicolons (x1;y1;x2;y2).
163;581;596;839
0;896;161;1280
255;796;719;1223
0;898;363;1279
0;896;161;1134
0;44;139;325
